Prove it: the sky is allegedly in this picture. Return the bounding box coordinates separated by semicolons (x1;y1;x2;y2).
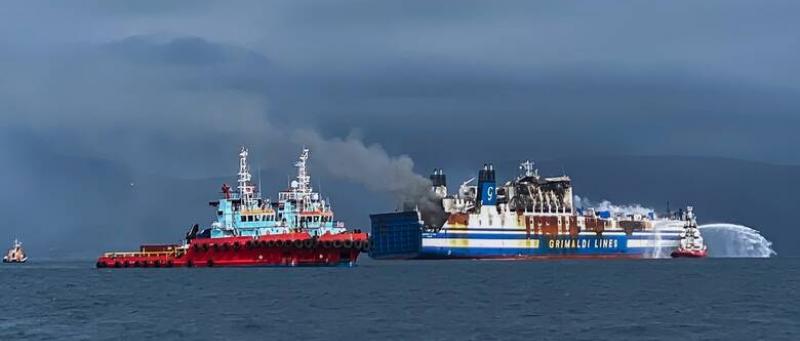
1;1;799;256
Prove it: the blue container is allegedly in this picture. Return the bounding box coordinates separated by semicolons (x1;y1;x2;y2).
369;211;423;259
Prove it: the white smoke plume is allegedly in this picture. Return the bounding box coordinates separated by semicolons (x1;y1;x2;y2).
573;195;655;217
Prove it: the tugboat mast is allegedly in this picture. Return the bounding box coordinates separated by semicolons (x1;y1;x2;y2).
292;147;313;201
237;147;256;209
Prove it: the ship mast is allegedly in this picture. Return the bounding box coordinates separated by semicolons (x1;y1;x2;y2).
237;147;256;209
293;147;313;200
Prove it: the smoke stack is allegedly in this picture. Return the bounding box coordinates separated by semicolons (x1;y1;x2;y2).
430;168;447;187
430;168;448;198
476;163;497;206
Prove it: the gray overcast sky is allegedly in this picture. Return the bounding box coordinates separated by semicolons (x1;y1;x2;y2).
2;1;799;175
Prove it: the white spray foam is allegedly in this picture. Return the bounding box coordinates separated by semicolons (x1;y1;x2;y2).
698;223;776;258
574;196;655;217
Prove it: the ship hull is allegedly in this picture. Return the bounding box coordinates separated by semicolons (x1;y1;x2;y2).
369;212;682;260
97;233;368;268
385;232;680;260
670;249;708;258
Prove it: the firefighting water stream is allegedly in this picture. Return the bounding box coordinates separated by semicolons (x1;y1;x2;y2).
649;222;774;258
698;224;776;258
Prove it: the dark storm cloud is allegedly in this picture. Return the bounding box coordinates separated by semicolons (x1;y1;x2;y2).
3;0;800;167
2;1;800;256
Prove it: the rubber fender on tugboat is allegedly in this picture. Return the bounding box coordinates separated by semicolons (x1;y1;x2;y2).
114;261;121;268
96;261;105;268
332;240;343;249
222;243;230;251
245;241;253;249
153;260;161;267
167;260;174;267
207;259;214;267
141;261;148;268
343;239;353;249
322;241;333;248
233;242;241;250
212;243;219;251
353;240;363;250
292;240;304;249
303;239;315;248
186;260;193;267
202;243;209;251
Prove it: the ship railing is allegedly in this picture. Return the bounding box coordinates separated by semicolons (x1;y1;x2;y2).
103;251;177;258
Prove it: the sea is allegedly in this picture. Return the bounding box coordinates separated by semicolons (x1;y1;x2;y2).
1;258;798;341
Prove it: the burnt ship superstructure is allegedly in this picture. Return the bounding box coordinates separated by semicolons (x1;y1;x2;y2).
97;147;368;268
370;161;700;259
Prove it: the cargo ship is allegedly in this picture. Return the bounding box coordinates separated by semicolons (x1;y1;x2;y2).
3;239;27;263
96;147;368;268
369;161;705;259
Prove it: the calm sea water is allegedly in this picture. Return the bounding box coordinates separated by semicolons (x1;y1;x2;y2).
1;258;798;340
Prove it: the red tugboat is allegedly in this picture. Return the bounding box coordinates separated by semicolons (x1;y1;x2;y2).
96;147;368;268
671;207;708;258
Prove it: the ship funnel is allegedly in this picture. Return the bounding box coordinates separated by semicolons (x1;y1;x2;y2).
476;163;497;206
430;169;447;187
430;168;448;197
